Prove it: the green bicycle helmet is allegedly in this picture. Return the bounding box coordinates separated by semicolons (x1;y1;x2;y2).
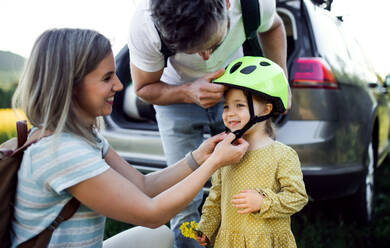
213;56;289;141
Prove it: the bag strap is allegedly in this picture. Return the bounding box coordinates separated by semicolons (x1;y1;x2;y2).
16;121;28;148
240;0;263;56
11;126;47;156
17;198;80;248
154;25;175;67
114;26;173;86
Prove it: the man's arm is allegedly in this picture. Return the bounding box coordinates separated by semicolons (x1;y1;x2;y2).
130;64;185;105
131;63;226;108
258;14;291;109
258;14;287;76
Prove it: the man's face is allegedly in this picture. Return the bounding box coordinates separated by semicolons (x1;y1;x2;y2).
184;17;230;60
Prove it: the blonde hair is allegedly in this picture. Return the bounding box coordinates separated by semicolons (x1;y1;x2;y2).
12;28;112;145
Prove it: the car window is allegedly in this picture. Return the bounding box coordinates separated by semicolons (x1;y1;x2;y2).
341;28;377;83
306;3;353;79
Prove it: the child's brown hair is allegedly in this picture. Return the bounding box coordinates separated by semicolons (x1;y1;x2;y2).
253;94;275;139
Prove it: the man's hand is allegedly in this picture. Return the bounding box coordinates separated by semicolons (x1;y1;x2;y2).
187;68;227;108
231;189;264;214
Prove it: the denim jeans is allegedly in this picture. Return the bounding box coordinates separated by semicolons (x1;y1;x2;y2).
154;102;224;248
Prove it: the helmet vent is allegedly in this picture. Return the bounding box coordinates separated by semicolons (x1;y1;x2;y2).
260;61;271;66
240;65;257;74
230;62;242;74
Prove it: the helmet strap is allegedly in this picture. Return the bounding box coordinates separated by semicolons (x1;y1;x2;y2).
247;91;255;117
226;92;272;143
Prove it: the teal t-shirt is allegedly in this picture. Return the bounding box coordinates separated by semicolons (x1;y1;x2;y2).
12;129;110;247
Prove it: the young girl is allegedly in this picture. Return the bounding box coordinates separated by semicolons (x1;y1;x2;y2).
195;56;308;248
10;28;248;247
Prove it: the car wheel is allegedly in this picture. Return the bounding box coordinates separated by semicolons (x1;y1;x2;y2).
351;140;375;223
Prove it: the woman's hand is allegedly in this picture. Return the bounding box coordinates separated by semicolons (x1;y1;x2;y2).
231;189;264;214
209;132;248;169
192;132;227;165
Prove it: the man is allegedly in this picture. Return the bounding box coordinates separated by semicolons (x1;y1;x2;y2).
128;0;288;247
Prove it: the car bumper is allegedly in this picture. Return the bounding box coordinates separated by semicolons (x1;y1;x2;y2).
302;165;365;200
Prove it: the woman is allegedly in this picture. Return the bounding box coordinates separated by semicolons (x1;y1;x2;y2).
11;28;248;247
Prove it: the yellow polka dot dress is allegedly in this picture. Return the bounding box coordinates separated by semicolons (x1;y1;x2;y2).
198;141;308;248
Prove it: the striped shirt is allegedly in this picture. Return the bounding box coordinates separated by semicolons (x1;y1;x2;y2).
12;129;110;248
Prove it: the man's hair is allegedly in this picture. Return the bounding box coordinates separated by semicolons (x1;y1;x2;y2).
12;28;112;145
150;0;227;53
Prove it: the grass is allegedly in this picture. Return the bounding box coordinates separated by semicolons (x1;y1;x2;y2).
104;218;134;240
296;164;390;247
291;163;390;248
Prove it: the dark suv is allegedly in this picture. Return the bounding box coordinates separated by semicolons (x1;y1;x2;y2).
102;0;390;222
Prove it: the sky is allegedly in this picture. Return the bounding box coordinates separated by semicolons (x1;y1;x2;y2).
0;0;389;77
331;0;390;78
0;0;135;57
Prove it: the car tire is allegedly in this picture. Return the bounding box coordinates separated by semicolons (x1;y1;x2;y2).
349;140;375;223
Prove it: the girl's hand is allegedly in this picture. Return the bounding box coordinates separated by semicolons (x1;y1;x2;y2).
209;133;249;168
231;190;264;214
192;132;227;165
195;231;209;246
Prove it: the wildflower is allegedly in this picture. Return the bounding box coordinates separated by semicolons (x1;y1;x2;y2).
179;221;198;239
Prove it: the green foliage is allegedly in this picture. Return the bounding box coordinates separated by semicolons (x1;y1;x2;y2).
0;71;19;90
0;132;10;144
104;218;133;240
0;84;17;108
292;164;390;248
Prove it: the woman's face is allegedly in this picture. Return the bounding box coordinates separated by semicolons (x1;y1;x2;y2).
74;51;123;125
222;88;270;132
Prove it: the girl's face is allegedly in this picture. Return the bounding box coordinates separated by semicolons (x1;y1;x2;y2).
74;51;123;125
222;88;271;132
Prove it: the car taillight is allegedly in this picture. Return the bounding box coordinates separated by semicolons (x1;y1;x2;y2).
290;57;338;89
